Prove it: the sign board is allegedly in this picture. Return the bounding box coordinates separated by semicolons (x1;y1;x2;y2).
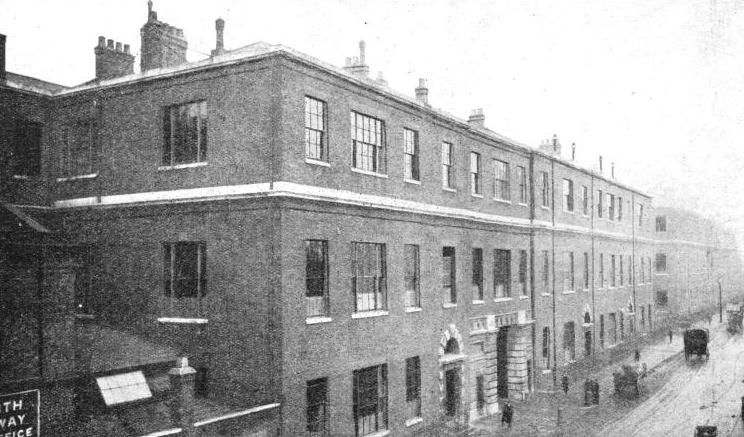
0;389;39;437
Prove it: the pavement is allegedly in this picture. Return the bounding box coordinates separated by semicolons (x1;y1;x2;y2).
467;320;713;437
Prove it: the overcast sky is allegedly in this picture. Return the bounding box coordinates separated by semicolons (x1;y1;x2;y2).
2;0;743;245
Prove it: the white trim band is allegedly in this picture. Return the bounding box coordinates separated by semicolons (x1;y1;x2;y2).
193;402;281;427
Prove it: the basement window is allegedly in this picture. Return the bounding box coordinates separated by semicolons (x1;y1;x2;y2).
96;371;152;406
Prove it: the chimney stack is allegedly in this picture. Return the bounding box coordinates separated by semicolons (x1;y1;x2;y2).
0;34;6;82
415;78;429;105
468;108;485;129
211;18;225;57
342;40;370;78
95;35;134;80
599;156;603;174
140;1;188;71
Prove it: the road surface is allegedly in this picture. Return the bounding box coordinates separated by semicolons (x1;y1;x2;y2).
600;322;744;436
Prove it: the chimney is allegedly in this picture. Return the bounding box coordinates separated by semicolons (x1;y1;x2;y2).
611;162;615;179
94;35;134;80
415;78;429;105
468;108;485;129
375;71;388;87
551;134;562;155
0;34;6;81
211;18;225;57
342;40;370;78
140;1;188;71
571;142;576;161
599;156;603;174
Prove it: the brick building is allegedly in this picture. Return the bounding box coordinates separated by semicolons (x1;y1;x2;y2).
1;4;742;436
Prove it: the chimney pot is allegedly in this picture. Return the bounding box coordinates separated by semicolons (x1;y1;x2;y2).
359;40;366;65
115;42;122;52
611;162;615;179
599;156;604;173
571;142;576;161
107;39;114;49
98;36;106;47
415;78;429;105
124;44;130;54
468;108;486;128
212;18;226;56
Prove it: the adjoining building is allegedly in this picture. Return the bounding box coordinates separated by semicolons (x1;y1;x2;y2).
1;4;741;436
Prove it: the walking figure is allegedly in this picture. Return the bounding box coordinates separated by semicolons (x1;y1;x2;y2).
561;375;569;395
634;349;641;361
501;400;513;429
668;329;673;343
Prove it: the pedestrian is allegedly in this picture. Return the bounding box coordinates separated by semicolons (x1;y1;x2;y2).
668;329;673;343
561;374;569;395
634;349;641;361
501;400;513;429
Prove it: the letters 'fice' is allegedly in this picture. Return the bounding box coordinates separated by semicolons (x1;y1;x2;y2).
1;4;741;436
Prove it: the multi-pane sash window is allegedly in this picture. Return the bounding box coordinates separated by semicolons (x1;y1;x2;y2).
306;240;329;318
404;245;420;308
655;216;667;232
638;204;644;227
599;253;605;288
352;112;386;173
620;256;624;286
563;321;576;362
11;120;42;176
628;255;633;285
493;160;510;200
597;190;603;218
582;186;589;215
470;152;481;195
599;315;605;348
518;250;528;295
648;256;652;280
61;120;94;177
307;378;329;437
542;327;551;369
353;365;388;437
404;128;419;181
163;242;207;315
472;248;484;301
405;357;421;420
494;249;511;298
352;243;387;312
609;313;617;345
583;252;589;290
610;255;616;287
517;166;527;204
619;313;624;340
542;250;550;293
441;142;454;188
640;257;645;284
305;97;327;161
608;194;615;220
541;172;550;207
618;197;623;221
565;252;574;291
562;179;574;212
442;247;457;304
163;101;207;166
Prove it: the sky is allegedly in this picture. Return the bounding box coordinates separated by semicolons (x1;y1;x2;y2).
2;0;744;245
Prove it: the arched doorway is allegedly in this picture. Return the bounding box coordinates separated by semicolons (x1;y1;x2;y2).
438;324;465;422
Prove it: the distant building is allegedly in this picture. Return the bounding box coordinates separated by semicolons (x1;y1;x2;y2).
0;3;741;436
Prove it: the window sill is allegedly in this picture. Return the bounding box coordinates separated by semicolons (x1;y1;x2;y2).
561;290;576;295
352;310;388;319
306;316;332;325
442;187;457;193
563;360;577;366
305;158;330;167
13;174;31;180
351;167;388;178
157;317;209;325
519;295;530;300
493;198;511;205
493;297;512;303
540;205;550;210
405;417;423;427
405;307;422;313
75;313;96;320
404;178;421;185
471;193;484;198
443;303;457;309
362;430;390;437
541;369;552;375
541;293;552;297
158;162;208;171
517;202;528;207
472;300;485;305
56;173;98;182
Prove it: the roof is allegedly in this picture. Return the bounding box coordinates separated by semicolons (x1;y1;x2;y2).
2;40;650;198
3;71;67;94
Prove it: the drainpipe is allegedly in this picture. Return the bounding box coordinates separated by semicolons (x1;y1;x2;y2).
551;158;557;386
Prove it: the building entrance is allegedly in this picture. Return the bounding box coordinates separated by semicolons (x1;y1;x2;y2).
444;367;460;416
497;327;509;398
584;330;592;356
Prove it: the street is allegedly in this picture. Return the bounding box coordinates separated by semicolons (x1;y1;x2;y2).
600;320;744;436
